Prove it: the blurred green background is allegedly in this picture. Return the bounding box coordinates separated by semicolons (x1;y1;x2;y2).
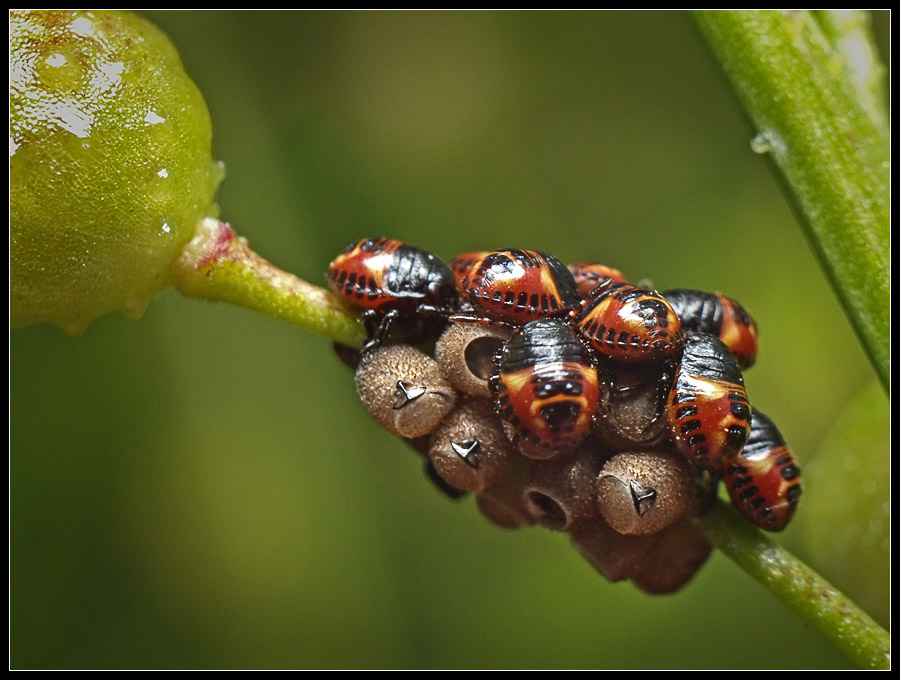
10;11;889;669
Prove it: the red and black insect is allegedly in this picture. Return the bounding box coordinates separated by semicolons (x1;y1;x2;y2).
447;251;490;298
662;289;759;369
568;262;629;297
328;237;459;345
723;410;801;531
570;280;684;363
490;319;601;451
462;249;579;325
328;237;458;314
666;332;751;472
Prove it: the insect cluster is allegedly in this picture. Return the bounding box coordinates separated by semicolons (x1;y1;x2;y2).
328;237;802;594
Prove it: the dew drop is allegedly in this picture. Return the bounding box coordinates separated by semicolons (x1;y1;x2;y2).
69;16;95;38
45;53;68;68
144;109;166;125
750;132;773;154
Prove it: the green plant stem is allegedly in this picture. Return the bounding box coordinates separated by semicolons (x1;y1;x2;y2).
811;10;888;132
693;501;890;670
173;217;365;348
691;10;890;391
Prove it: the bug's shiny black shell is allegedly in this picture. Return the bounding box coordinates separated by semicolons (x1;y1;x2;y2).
463;249;579;324
662;289;758;369
491;319;600;451
666;332;751;472
723;410;801;532
328;237;459;314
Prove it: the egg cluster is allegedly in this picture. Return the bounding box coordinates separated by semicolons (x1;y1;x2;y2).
328;237;802;594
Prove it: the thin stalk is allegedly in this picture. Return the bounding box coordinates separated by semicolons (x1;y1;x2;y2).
173;217;365;348
811;10;888;132
691;10;890;390
693;501;890;670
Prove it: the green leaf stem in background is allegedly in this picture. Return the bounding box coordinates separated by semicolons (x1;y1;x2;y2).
691;11;890;390
797;380;890;629
687;11;890;668
694;502;890;670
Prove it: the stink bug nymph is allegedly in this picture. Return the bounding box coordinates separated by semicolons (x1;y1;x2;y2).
723;410;802;531
571;281;684;363
328;237;459;344
666;332;752;472
462;249;580;325
568;261;630;297
662;289;759;369
491;318;601;452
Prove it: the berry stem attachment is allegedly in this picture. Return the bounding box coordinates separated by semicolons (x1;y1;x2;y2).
173;218;366;348
692;501;890;670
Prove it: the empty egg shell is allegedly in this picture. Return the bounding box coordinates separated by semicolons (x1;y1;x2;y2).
593;363;670;451
523;442;610;531
596;451;696;535
355;344;456;438
630;518;712;594
435;321;511;397
474;456;535;529
569;515;661;583
423;459;469;500
512;431;566;461
428;398;517;492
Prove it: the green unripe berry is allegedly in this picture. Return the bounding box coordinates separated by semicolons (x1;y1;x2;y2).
10;10;223;333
